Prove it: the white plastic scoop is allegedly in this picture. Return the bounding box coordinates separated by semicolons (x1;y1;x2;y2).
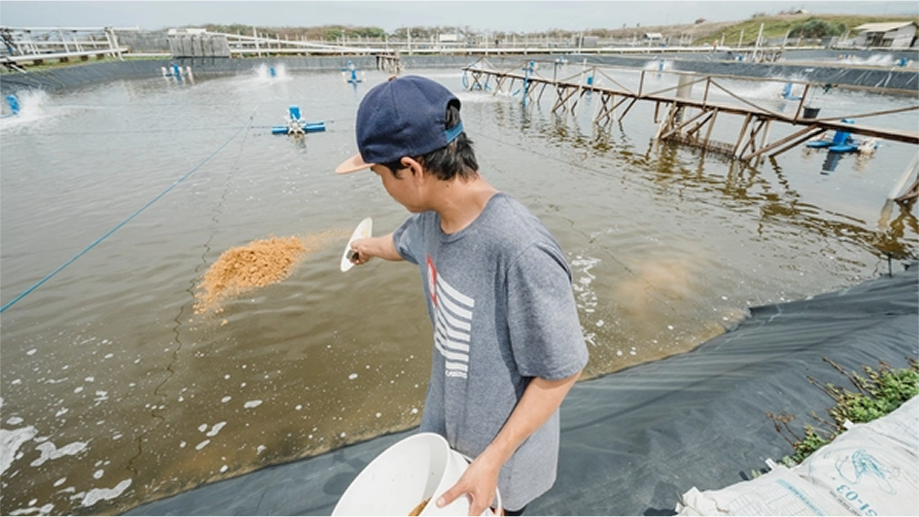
340;217;372;272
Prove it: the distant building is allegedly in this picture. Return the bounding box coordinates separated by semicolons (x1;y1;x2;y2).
438;33;464;43
575;35;599;48
853;21;918;48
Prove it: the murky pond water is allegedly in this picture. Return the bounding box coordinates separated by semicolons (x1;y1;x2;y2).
1;62;916;515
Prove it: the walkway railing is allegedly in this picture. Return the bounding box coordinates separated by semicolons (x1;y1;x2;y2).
462;57;919;199
1;26;134;68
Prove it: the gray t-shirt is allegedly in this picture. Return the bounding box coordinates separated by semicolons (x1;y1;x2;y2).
392;193;589;510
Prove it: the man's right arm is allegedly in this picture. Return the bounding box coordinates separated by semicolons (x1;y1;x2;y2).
349;233;403;265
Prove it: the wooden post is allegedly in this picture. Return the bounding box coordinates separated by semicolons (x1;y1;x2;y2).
733;114;752;157
888;152;919;200
703;109;719;149
745;125;822;160
793;84;811;122
615;98;636;122
758;120;772;156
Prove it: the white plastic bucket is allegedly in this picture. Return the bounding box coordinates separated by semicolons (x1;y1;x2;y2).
332;432;500;516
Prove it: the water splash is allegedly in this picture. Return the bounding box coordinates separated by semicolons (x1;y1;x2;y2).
846;54;897;67
0;90;52;128
254;63;291;81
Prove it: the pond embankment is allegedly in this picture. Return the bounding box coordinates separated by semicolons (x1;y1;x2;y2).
2;49;917;95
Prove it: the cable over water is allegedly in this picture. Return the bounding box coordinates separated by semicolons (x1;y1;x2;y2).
0;107;260;313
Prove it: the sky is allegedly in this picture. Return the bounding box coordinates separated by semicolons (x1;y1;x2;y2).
1;1;917;33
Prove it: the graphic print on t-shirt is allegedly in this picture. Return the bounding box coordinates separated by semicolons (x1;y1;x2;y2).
427;254;473;379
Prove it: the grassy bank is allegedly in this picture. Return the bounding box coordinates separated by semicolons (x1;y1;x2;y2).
692;14;918;46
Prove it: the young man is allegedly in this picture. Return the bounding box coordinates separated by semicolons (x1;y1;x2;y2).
335;75;588;516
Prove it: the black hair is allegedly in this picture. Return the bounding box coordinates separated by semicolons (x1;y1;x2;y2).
383;100;478;181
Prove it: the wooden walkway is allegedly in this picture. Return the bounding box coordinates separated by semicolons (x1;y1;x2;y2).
461;58;918;164
1;26;131;68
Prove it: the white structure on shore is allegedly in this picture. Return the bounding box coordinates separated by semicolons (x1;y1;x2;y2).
853;21;919;48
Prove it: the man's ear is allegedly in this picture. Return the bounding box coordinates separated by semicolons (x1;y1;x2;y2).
401;157;426;184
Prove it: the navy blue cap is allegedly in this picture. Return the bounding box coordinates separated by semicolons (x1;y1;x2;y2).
335;75;462;174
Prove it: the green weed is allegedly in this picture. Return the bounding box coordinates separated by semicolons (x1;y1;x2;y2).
767;357;918;464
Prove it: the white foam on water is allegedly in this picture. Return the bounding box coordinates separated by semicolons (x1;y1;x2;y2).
9;503;54;515
1;425;38;474
80;479;131;508
244;400;262;409
570;255;601;343
206;422;226;437
93;391;109;404
29;440;88;467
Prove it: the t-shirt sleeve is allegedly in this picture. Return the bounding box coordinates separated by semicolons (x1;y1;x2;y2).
392;214;423;265
506;242;589;380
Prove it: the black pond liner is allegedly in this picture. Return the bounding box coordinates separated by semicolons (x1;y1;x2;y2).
4;50;918;97
124;262;917;516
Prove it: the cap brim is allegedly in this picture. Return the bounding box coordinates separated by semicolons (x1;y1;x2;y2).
335;153;375;174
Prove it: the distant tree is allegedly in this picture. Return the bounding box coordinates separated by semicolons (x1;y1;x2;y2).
205;24;255;35
789;18;847;38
